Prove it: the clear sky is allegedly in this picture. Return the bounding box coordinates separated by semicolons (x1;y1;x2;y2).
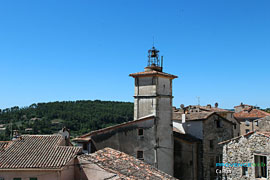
0;0;270;109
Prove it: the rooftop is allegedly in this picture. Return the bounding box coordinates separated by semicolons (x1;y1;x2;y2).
0;135;81;169
74;115;155;140
219;131;270;145
173;111;214;121
234;108;270;120
79;147;178;180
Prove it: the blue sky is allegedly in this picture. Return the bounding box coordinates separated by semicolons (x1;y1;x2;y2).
0;0;270;109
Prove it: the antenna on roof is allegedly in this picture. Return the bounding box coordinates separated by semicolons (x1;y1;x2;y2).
196;96;200;106
153;36;155;47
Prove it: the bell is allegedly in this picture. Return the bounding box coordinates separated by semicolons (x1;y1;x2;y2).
151;50;156;57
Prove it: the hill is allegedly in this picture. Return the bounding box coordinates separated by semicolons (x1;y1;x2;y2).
0;100;134;140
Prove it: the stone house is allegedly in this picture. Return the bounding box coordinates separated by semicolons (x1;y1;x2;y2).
173;109;235;180
78;147;178;180
234;103;270;135
73;47;177;176
220;131;270;180
0;134;82;180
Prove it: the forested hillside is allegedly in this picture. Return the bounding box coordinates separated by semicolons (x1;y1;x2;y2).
0;100;133;140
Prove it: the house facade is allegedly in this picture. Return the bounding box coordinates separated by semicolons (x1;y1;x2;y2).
220;131;270;180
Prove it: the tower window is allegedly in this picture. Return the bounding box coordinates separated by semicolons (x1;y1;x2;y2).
137;151;144;160
138;129;144;136
210;140;214;150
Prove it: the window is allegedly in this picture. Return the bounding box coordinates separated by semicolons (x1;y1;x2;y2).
137;151;143;160
138;129;143;136
30;178;38;180
216;120;221;128
0;178;4;180
242;166;248;176
83;143;87;151
210;140;214;150
13;178;21;180
255;155;267;178
234;124;236;129
245;120;250;126
246;129;250;134
255;121;259;126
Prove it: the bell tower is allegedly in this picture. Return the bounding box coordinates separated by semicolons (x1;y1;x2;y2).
129;47;177;176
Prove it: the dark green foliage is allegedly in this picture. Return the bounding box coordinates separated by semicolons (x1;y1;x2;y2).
0;100;133;140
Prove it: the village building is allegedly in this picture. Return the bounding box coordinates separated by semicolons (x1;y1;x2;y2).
174;104;240;137
73;46;177;176
173;107;235;180
234;103;270;135
220;131;270;180
78;147;178;180
0;134;81;180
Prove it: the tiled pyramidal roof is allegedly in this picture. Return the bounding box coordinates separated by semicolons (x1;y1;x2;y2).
0;135;81;169
79;147;178;180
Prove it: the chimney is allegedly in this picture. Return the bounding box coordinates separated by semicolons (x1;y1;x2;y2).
58;127;70;146
207;104;211;109
215;102;218;108
182;114;186;123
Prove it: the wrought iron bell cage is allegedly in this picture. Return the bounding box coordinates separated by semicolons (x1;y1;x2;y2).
148;46;160;67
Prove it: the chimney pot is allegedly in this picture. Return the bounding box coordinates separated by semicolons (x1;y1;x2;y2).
182;114;186;123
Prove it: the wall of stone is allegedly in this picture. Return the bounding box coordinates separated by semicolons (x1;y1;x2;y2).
91;118;156;166
258;118;270;132
202;115;234;180
218;112;240;137
222;133;270;180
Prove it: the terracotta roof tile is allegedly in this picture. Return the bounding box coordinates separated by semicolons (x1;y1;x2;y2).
173;111;214;121
79;148;178;180
234;109;270;120
0;141;10;152
0;135;81;169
